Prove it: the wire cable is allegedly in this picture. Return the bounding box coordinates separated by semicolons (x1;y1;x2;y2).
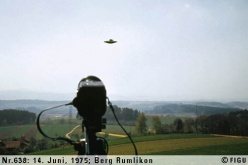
36;102;75;145
107;97;138;155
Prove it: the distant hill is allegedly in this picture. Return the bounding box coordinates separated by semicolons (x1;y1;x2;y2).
146;103;241;116
0;100;75;115
226;101;248;109
113;100;247;111
113;101;247;116
0;99;247;116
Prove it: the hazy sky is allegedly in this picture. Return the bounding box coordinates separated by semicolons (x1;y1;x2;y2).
1;0;248;101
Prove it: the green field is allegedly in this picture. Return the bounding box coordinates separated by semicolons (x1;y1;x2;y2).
29;134;248;155
0;124;37;139
1;118;248;155
0;115;189;140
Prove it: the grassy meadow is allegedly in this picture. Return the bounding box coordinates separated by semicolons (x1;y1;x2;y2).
29;134;248;155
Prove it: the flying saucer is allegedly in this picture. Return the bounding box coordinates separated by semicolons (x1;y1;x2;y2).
104;39;117;44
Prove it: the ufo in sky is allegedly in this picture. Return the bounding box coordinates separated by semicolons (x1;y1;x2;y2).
104;39;117;44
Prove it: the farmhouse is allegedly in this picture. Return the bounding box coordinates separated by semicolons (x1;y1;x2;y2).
0;137;29;154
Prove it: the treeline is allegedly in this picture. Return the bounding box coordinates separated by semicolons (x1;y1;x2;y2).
149;104;241;116
151;110;248;136
0;109;36;126
196;110;248;136
103;105;140;125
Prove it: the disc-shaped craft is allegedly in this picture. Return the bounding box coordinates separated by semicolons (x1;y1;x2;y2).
104;39;117;44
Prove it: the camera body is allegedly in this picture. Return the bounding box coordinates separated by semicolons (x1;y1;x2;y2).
73;76;107;132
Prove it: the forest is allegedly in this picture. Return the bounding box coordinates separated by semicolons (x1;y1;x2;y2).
104;105;140;125
0;105;140;127
151;110;248;136
147;103;241;116
0;109;36;126
196;110;248;136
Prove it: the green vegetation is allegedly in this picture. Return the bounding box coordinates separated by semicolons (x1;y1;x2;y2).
29;134;248;155
146;110;248;136
0;124;37;139
104;105;140;125
149;103;241;115
156;143;248;155
195;111;248;136
1;105;248;155
0;109;36;126
37;120;81;139
2;118;248;155
135;113;147;135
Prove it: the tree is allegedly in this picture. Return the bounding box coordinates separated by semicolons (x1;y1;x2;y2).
173;118;184;133
183;118;195;133
152;116;162;134
135;113;147;135
37;138;50;150
103;105;140;125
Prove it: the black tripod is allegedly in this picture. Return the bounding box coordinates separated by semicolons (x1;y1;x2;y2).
74;120;108;155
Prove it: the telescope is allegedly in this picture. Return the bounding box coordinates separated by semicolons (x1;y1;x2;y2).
72;76;107;155
72;76;106;132
37;76;137;156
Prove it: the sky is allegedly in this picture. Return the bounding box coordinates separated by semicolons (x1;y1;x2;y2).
0;0;248;101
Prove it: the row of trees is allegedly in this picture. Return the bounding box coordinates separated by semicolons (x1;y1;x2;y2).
135;110;248;136
151;104;240;116
0;109;36;126
196;110;248;136
134;113;193;135
103;105;140;125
